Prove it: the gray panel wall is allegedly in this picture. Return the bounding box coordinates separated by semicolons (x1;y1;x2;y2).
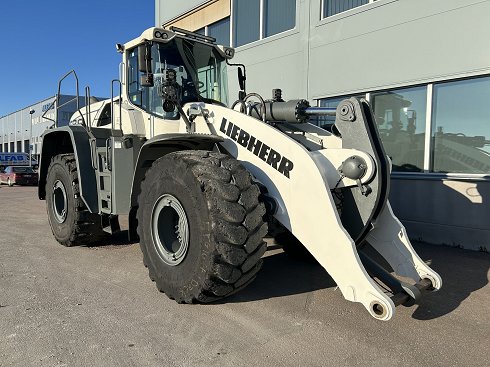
390;178;490;251
230;0;490;100
308;0;490;98
156;0;209;25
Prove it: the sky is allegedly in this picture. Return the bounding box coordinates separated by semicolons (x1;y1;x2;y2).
0;0;154;117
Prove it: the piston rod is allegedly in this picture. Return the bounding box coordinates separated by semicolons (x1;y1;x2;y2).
304;107;337;116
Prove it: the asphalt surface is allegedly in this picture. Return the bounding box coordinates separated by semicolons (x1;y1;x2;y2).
0;186;489;367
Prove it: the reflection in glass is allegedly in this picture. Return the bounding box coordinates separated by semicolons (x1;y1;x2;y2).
372;87;427;172
208;17;230;47
265;0;296;37
432;77;490;174
324;0;369;18
233;0;260;47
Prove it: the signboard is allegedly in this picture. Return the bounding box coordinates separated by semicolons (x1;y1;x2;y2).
0;153;37;166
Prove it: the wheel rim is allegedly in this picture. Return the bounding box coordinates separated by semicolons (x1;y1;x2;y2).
52;180;68;223
151;194;189;266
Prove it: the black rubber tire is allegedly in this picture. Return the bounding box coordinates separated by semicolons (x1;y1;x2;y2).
275;229;317;263
137;150;268;303
45;154;107;247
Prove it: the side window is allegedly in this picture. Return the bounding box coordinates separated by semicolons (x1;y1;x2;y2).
127;46;177;119
127;48;149;110
97;104;112;127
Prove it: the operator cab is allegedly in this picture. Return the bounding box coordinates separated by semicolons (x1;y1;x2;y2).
123;27;235;121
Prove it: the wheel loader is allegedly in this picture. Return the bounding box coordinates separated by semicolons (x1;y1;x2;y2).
38;27;441;320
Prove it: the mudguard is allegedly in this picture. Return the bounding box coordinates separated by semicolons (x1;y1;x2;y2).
38;126;99;213
127;133;223;239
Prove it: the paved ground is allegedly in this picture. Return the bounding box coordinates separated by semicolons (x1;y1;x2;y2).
0;186;489;367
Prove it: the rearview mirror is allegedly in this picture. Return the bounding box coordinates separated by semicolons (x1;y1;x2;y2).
138;42;154;87
238;67;246;91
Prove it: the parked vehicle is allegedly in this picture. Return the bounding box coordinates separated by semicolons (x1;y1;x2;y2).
0;166;38;186
0;153;38;171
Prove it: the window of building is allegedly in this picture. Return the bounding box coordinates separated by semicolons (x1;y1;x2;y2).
233;0;296;47
372;87;427;172
4;143;7;152
208;17;230;47
264;0;296;37
233;0;260;47
24;140;29;153
10;142;14;152
431;77;490;174
16;141;21;152
0;144;2;152
322;0;374;18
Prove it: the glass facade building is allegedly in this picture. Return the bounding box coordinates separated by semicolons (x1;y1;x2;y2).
157;0;490;250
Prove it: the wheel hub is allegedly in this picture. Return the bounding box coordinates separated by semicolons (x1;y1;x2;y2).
151;194;189;266
52;180;68;223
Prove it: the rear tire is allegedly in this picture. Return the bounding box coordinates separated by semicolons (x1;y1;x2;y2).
45;154;107;246
137;150;268;303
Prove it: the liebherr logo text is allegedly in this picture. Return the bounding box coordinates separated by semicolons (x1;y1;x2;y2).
220;118;294;178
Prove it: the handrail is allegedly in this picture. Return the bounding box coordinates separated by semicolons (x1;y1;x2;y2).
56;70;83;128
111;79;122;131
85;86;91;131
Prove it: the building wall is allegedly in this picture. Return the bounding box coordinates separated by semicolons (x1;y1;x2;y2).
155;0;490;251
156;0;210;25
390;177;489;251
308;0;490;99
0;95;88;159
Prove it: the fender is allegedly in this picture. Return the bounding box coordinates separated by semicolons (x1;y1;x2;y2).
38;126;99;213
128;133;223;239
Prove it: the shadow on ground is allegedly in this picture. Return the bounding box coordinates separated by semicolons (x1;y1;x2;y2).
81;226;489;320
225;246;336;303
410;243;490;320
226;242;489;321
84;230;137;248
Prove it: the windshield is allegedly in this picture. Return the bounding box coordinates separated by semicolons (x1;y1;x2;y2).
128;37;228;119
156;39;228;104
128;38;229;119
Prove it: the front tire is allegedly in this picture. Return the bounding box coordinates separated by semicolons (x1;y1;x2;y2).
45;154;107;246
137;150;268;303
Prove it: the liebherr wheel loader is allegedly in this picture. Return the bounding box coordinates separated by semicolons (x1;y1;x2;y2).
38;27;441;320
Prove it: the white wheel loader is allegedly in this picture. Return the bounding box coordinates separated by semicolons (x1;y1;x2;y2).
38;27;441;320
